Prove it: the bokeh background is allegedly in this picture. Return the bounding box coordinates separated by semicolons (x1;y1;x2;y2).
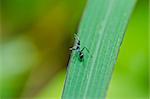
0;0;148;99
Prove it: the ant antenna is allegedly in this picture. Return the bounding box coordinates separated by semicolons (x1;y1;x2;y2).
74;34;79;41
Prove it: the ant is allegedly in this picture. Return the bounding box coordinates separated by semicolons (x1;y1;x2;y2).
69;34;90;62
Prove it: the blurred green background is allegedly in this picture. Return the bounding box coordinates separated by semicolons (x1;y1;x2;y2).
0;0;148;99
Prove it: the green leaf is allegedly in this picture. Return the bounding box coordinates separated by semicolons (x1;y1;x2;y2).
62;0;136;98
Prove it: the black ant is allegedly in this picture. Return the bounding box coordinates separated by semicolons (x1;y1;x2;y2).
69;34;90;61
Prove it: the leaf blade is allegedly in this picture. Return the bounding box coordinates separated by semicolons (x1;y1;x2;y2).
62;0;137;98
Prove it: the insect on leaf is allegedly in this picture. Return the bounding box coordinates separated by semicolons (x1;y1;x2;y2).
62;0;137;98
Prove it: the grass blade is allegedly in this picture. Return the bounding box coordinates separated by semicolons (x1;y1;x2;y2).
62;0;136;98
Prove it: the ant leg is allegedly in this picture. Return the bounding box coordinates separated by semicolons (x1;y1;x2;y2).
69;46;76;51
81;47;90;53
69;47;77;63
81;47;92;57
